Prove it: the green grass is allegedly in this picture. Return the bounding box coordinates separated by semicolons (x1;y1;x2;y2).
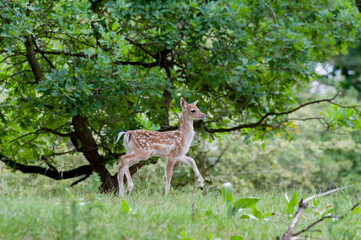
0;170;360;240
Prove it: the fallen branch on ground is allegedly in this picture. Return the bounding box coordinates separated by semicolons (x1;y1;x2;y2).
282;185;355;240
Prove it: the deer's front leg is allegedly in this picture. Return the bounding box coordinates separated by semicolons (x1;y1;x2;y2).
164;156;175;196
179;156;204;190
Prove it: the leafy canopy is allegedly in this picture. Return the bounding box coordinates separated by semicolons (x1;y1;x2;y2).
0;0;360;170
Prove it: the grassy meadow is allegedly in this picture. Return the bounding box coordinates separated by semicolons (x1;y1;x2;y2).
0;167;360;240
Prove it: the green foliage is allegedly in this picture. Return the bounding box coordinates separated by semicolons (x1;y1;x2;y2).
0;0;361;175
221;182;261;218
121;199;130;213
286;192;298;215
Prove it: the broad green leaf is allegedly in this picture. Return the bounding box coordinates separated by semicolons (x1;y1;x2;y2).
287;192;298;214
221;182;233;205
121;199;129;213
354;206;360;214
232;198;260;214
222;182;233;217
252;207;263;219
230;236;244;240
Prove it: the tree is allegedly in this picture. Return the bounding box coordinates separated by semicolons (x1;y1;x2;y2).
0;0;360;192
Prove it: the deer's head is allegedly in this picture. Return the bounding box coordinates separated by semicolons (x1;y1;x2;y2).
180;97;206;121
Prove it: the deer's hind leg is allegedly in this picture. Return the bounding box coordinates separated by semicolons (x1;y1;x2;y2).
118;150;152;197
164;155;176;196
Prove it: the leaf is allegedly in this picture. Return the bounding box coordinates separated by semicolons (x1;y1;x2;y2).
230;236;244;240
221;182;233;205
353;206;360;214
121;199;129;213
232;198;260;214
313;198;318;208
240;213;258;220
252;207;263;219
222;182;233;217
287;192;298;214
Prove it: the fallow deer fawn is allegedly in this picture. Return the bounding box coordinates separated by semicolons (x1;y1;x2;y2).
115;97;206;197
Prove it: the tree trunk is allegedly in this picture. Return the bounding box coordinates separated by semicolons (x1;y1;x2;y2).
72;115;117;192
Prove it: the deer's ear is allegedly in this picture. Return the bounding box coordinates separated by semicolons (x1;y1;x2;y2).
192;100;198;106
180;97;187;109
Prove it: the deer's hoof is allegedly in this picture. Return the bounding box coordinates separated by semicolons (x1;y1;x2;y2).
127;186;133;194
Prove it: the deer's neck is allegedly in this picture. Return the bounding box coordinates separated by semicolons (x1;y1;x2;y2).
179;113;195;146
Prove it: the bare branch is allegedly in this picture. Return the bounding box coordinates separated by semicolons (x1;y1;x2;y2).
304;185;353;203
203;146;228;174
33;40;56;69
24;36;43;83
0;154;92;180
207;94;358;133
114;60;159;68
282;185;354;240
260;0;277;23
124;37;156;58
70;174;92;187
291;200;361;237
10;127;74;143
36;49;159;68
282;200;308;240
35;49;86;57
49;149;77;156
291;215;343;237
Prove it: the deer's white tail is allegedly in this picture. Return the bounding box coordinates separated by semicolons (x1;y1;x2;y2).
115;130;127;144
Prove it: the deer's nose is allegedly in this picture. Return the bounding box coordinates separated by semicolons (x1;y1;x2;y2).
203;114;207;118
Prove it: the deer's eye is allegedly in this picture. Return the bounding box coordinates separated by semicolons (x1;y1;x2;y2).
191;110;196;113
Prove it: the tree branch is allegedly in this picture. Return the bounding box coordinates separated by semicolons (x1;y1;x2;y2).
291;215;343;237
303;185;353;203
33;40;56;69
207;94;357;133
70;174;92;187
0;154;92;180
36;49;160;68
261;0;277;23
291;199;360;237
114;60;159;68
124;37;156;58
356;0;361;13
10;127;74;143
282;185;354;240
24;36;43;83
35;49;86;57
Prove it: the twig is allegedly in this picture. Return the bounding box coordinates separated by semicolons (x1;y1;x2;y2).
261;0;277;23
282;185;353;240
292;200;360;237
292;215;343;237
203;146;228;174
207;94;340;133
303;185;353;203
282;200;308;240
70;174;91;187
1;0;16;14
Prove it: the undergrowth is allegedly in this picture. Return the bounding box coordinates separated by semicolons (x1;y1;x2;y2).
0;170;360;240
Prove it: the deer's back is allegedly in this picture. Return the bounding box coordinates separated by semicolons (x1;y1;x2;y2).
125;129;188;157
